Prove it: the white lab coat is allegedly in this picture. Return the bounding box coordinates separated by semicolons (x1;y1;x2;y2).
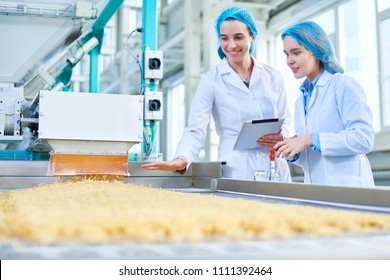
293;71;375;187
174;58;292;180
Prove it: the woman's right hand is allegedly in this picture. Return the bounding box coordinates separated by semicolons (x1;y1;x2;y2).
273;134;311;160
141;158;188;172
257;129;284;148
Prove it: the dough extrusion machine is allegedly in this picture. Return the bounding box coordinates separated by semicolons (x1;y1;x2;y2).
1;161;390;260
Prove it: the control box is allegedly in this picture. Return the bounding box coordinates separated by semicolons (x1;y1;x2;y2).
144;90;163;120
144;50;163;80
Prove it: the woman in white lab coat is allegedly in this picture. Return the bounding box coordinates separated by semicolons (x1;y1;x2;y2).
273;21;375;187
142;7;292;180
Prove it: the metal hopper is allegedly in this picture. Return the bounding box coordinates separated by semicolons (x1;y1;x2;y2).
38;90;143;176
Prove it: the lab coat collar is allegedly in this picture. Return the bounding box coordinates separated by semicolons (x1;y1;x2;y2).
305;70;333;114
217;57;263;94
217;56;264;72
316;70;333;87
250;59;264;84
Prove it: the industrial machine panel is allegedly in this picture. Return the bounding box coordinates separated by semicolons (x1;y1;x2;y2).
38;90;143;142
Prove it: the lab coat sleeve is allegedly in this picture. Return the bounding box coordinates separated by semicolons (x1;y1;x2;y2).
275;70;293;138
319;75;374;156
173;75;214;164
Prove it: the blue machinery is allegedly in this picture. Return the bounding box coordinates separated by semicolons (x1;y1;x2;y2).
0;0;163;164
84;0;162;158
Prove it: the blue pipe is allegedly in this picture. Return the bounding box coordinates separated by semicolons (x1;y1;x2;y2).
89;49;100;93
142;0;157;91
85;0;125;92
141;0;158;155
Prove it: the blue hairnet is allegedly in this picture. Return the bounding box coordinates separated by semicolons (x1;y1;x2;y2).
214;7;258;59
281;21;344;74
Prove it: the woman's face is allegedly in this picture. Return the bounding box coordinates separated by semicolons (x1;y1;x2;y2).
283;35;322;83
219;19;253;63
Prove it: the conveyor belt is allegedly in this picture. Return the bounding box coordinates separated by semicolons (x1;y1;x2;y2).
1;161;390;259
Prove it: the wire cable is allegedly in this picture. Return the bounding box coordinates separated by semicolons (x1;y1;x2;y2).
124;27;144;93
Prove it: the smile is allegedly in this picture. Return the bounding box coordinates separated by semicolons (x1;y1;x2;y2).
227;50;241;55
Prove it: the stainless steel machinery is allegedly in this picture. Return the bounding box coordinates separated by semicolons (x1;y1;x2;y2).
0;0;163;171
1;161;390;260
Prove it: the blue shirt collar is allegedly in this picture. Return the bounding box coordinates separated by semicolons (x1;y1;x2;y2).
299;69;325;95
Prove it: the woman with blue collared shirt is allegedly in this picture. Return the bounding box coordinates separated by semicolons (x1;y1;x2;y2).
142;7;292;180
273;21;375;187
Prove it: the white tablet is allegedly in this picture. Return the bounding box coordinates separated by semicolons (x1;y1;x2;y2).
233;118;285;150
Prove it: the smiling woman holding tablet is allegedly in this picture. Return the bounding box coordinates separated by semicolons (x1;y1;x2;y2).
142;7;292;181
